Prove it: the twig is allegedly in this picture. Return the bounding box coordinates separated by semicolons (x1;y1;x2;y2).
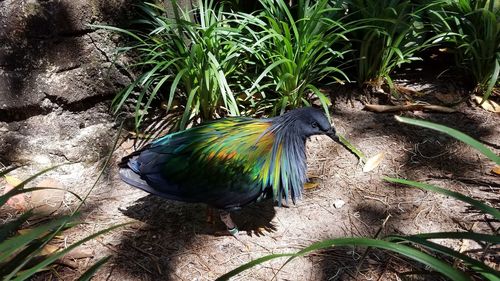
364;103;456;113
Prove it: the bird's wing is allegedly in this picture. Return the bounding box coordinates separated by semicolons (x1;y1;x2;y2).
133;118;278;209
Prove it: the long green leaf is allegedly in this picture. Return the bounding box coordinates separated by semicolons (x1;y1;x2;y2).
395;116;500;164
337;134;366;162
384;177;500;219
386;235;500;281
217;237;471;281
10;165;67;190
0;211;33;243
0;216;74;263
77;255;112;281
410;232;500;243
1;231;57;278
0;187;82;208
12;223;130;281
0;166;21;178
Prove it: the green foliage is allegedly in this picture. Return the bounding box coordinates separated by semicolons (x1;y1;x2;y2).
216;119;500;280
346;0;445;93
0;123;126;280
0;167;120;280
95;0;257;131
429;0;500;100
97;0;351;128
395;116;500;164
239;0;350;116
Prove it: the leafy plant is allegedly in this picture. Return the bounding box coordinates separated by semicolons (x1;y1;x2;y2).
0;123;127;280
239;0;351;116
429;0;499;100
216;117;500;280
95;0;258;131
346;0;445;94
0;166;122;280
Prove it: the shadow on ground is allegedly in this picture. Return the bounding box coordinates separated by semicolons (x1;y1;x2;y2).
330;92;497;179
111;195;276;280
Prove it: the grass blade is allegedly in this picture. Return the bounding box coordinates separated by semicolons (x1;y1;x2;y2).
410;232;500;243
395;116;500;164
0;211;33;243
386;235;500;280
0;166;21;178
0;216;74;263
76;255;112;281
217;237;471;281
12;223;129;281
337;134;366;162
384;177;500;219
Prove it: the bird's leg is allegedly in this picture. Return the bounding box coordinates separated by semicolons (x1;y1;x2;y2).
206;207;215;224
220;210;238;235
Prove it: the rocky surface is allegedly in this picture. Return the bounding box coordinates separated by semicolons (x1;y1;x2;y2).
0;0;136;165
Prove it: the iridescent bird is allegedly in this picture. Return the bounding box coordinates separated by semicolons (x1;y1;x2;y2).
119;107;340;234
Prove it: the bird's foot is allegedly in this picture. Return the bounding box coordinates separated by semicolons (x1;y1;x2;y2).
220;210;238;236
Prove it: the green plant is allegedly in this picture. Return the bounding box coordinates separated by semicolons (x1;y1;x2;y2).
429;0;499;100
0;123;127;280
0;166;124;280
95;0;258;131
240;0;351;116
347;0;445;94
216;117;500;280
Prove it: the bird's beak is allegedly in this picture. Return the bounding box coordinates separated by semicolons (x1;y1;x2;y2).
325;128;341;144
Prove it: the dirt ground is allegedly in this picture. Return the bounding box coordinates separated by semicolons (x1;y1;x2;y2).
3;84;499;280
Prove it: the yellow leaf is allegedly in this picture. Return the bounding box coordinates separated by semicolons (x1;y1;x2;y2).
4;175;22;187
18;228;64;239
492;166;500;176
363;152;385;172
40;244;60;256
473;96;500;113
3;175;26;210
304;182;319;190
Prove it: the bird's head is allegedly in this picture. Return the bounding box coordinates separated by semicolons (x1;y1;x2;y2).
275;107;340;143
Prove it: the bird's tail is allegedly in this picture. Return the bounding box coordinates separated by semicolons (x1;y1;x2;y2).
119;167;150;190
118;143;151;168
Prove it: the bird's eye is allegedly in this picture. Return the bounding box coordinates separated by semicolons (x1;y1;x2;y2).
311;122;318;128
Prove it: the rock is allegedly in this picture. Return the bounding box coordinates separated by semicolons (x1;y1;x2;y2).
333;199;345;209
0;0;133;115
30;178;65;216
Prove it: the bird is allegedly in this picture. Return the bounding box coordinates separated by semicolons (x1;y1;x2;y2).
119;107;340;235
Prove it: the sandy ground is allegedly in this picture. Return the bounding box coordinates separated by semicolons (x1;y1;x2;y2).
9;89;494;281
0;71;498;280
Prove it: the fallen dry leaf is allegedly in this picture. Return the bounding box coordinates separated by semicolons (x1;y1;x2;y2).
40;244;60;256
3;175;26;210
473;96;500;113
491;166;500;176
304;182;319;190
120;139;136;155
363;152;385;172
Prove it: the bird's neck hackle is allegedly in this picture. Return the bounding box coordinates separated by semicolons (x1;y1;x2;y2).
266;114;308;205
